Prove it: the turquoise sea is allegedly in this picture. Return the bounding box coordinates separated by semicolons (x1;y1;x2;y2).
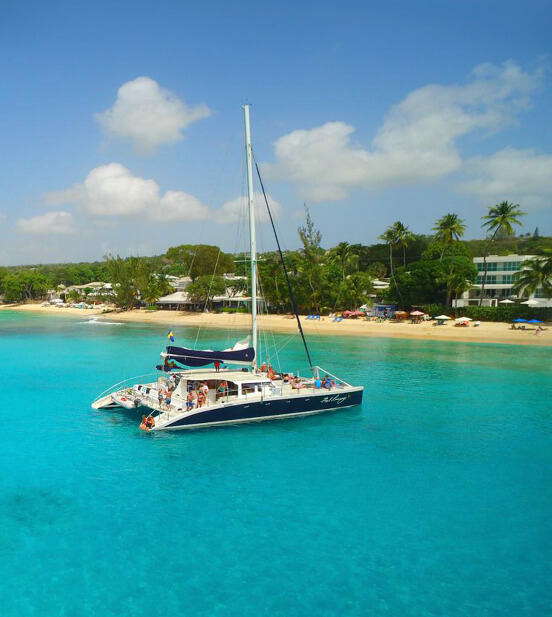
0;310;551;617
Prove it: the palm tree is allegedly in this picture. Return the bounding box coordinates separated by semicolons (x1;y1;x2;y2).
392;221;415;266
432;213;466;305
480;201;525;305
326;242;359;282
432;213;466;259
379;225;402;303
513;256;552;299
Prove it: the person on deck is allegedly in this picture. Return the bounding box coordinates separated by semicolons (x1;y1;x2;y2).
217;381;228;399
163;358;178;372
214;361;221;372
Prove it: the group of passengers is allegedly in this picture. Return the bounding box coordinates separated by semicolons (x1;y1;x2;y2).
259;362;277;380
314;375;335;390
185;382;210;410
140;415;155;431
157;385;174;410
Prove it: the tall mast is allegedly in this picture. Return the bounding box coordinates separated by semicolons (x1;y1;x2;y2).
243;103;258;369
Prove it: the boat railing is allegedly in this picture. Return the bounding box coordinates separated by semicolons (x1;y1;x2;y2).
92;371;168;403
294;365;352;388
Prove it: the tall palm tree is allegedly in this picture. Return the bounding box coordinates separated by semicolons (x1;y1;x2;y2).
379;225;402;303
432;213;467;305
392;221;415;266
513;256;552;299
432;213;466;259
327;242;359;282
479;201;525;306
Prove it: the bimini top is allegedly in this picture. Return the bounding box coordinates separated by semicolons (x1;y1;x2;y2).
163;336;255;368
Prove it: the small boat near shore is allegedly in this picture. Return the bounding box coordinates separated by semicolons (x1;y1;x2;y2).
92;105;363;431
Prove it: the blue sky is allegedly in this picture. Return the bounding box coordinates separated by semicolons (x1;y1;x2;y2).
1;0;551;265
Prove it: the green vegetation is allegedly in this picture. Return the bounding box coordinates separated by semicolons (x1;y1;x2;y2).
0;200;550;317
479;201;525;305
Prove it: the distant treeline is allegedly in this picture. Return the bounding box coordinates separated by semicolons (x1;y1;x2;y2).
0;207;550;312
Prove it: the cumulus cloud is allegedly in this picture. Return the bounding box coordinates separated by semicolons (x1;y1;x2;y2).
95;77;211;154
17;211;75;235
458;148;552;209
263;61;542;201
44;164;285;228
45;163;210;223
153;191;209;222
216;192;281;224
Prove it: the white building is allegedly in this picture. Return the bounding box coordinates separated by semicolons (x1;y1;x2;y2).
454;255;552;308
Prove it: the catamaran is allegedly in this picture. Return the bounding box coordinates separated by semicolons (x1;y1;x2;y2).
91;105;364;430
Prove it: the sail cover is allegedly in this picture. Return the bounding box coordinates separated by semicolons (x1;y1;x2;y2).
165;336;255;368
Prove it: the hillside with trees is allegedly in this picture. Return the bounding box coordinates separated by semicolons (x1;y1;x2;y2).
1;202;551;314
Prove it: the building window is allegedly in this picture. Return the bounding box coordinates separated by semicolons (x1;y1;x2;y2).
477;275;497;284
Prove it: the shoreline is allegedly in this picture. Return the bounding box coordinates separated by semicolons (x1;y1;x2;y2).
1;303;551;347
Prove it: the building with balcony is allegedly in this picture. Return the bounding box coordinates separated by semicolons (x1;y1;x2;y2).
454;255;552;308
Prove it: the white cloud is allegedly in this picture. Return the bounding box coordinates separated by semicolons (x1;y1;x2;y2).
44;166;283;228
263;61;542;202
47;163;159;216
45;163;211;222
153;191;209;222
0;213;7;222
17;211;75;235
458;148;552;209
95;77;211;154
216;192;281;224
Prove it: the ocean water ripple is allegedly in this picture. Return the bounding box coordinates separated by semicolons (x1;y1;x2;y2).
0;311;551;616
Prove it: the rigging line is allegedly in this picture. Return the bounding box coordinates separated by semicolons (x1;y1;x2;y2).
256;275;282;373
193;249;222;349
253;157;314;372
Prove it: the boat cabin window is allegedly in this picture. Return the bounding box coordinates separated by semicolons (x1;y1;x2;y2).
241;383;259;395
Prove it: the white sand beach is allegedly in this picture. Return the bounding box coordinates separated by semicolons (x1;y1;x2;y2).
2;303;551;347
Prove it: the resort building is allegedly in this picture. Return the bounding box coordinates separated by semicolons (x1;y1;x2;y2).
454;255;552;308
156;273;252;311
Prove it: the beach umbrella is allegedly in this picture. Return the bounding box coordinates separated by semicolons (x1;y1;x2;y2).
455;316;472;322
394;310;408;315
435;315;451;320
512;318;526;323
520;299;540;306
410;310;425;316
527;319;543;324
498;299;515;304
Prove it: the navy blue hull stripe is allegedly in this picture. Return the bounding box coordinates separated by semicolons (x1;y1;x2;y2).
164;390;363;428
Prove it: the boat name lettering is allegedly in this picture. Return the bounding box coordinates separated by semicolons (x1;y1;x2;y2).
321;395;348;404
